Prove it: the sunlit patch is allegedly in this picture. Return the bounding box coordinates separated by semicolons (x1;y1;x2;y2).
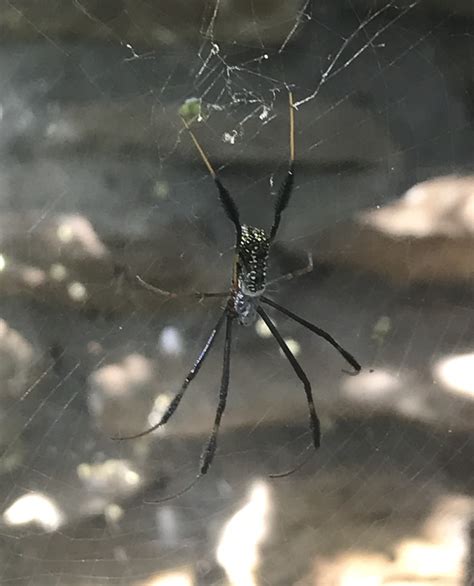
396;539;462;581
77;459;141;491
22;266;46;287
45;120;76;141
0;253;6;271
316;551;389;586
154;181;170;200
156;506;179;547
0;319;36;397
394;495;472;581
255;317;272;338
104;503;124;523
146;393;173;433
89;354;154;401
343;369;399;400
279;337;300;358
216;481;271;586
87;340;103;355
397;393;434;419
314;495;472;584
435;352;474;398
57;223;74;243
125;354;155;384
56;215;108;257
159;326;183;356
3;492;63;531
363;175;474;238
49;263;68;281
67;281;88;302
139;571;193;586
371;315;392;344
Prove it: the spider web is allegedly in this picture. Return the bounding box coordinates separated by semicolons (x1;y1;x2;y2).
0;1;472;584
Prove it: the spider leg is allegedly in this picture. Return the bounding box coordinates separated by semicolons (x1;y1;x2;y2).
266;252;313;288
261;297;361;374
136;275;228;301
199;312;233;474
270;91;295;242
213;178;242;244
269;442;315;479
147;313;233;503
112;309;227;441
181;118;242;243
257;307;320;454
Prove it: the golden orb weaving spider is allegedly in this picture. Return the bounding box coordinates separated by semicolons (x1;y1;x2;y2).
114;92;361;500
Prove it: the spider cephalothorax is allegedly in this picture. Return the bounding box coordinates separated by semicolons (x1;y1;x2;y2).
238;224;270;296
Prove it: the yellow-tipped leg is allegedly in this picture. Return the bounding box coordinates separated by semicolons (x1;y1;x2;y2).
181;117;217;178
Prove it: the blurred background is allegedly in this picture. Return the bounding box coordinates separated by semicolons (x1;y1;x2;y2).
0;0;472;584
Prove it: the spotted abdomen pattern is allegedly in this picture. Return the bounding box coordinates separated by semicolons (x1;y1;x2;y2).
238;224;270;296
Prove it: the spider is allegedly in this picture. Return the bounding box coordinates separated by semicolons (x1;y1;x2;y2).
115;92;361;500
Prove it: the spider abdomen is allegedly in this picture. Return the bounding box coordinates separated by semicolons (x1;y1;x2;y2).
234;290;260;327
238;224;270;296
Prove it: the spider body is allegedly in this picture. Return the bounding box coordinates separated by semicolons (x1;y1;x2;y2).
232;288;260;327
117;92;361;500
237;224;270;297
231;223;270;326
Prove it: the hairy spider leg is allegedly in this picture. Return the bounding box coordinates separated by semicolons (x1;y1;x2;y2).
261;297;361;374
199;312;233;474
270;91;295;241
181;116;242;243
148;312;233;503
257;307;320;452
112;310;227;441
